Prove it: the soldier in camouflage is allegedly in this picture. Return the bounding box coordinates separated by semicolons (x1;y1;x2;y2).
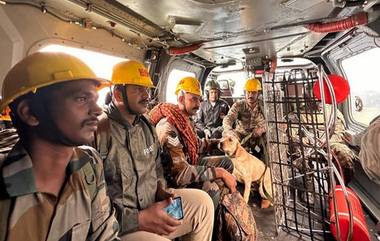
310;105;355;173
95;61;214;241
149;76;237;208
287;101;356;205
0;52;119;241
222;78;266;156
298;104;355;182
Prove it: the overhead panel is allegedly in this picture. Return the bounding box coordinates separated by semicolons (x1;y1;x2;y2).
115;0;338;64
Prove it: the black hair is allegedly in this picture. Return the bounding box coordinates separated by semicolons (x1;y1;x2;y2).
9;83;63;145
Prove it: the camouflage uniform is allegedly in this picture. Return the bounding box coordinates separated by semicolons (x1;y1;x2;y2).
0;142;120;241
299;106;355;171
0;128;18;162
94;104;214;240
288;106;355;201
155;117;233;207
195;99;229;139
358;115;380;185
222;100;267;159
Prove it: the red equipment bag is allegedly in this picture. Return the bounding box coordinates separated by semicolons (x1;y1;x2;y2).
330;185;370;241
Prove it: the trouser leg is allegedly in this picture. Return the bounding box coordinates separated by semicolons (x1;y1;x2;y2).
120;231;170;241
121;189;214;241
199;155;234;173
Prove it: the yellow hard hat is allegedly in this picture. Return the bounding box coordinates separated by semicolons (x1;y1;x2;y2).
0;52;108;112
175;76;201;96
111;60;154;88
0;107;11;121
244;78;262;92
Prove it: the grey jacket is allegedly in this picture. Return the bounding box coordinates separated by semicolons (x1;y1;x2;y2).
195;99;229;133
94;104;166;235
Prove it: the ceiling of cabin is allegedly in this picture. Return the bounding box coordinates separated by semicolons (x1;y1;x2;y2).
113;0;367;64
117;0;332;60
5;0;369;66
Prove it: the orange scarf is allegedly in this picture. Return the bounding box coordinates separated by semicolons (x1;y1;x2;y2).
149;103;199;165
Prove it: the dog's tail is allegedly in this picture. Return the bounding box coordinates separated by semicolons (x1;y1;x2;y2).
259;168;273;203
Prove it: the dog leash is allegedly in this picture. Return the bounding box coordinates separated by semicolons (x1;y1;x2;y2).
240;133;253;146
256;165;273;203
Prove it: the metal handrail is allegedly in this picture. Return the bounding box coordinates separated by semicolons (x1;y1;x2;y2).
318;65;353;241
296;66;353;241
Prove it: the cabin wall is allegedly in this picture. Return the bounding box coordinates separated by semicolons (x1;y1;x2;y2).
0;4;146;89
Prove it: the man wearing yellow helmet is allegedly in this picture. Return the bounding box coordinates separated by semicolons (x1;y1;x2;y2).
0;52;119;240
94;61;214;241
223;78;266;155
149;76;237;208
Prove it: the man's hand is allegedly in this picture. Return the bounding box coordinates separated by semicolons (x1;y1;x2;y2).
216;168;237;193
138;198;181;235
204;129;211;139
253;127;266;137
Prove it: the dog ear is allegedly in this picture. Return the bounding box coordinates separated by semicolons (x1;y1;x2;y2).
233;138;239;151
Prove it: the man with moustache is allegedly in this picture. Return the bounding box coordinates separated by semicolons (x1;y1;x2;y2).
195;80;229;139
223;78;266;154
94;61;214;241
0;52;119;241
149;77;237;207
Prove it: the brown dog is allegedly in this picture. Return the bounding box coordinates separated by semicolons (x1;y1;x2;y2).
219;133;273;208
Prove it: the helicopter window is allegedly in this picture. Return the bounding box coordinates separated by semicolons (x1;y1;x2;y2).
341;47;380;126
165;69;196;104
38;44;127;106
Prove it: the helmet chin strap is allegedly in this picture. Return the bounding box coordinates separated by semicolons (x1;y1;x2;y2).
121;85;139;115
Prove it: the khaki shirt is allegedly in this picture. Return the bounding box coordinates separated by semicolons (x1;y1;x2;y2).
155;118;216;186
359;116;380;185
0;142;119;241
95;109;165;235
296;106;355;169
299;105;347;144
223;100;266;139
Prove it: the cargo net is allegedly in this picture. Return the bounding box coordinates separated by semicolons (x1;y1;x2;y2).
262;68;335;240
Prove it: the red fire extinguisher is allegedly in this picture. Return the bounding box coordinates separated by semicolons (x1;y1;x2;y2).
329;154;370;241
330;185;371;241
